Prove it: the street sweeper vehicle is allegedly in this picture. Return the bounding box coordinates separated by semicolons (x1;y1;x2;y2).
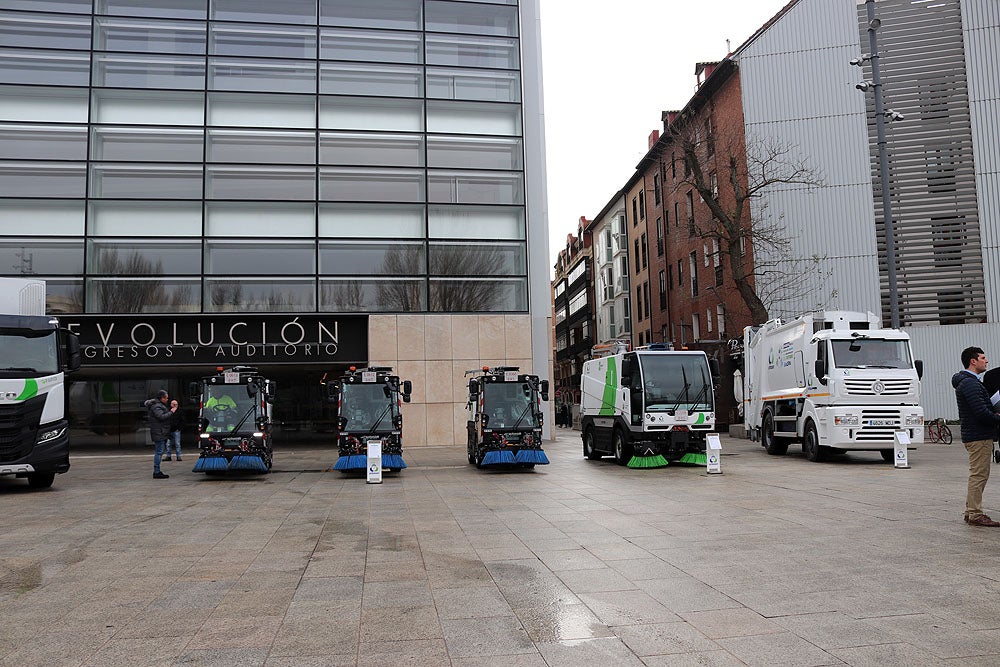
326;366;411;472
190;366;276;473
580;344;719;468
466;366;549;468
0;278;81;489
743;311;923;462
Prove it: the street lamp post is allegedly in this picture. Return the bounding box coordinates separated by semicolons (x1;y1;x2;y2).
863;0;901;329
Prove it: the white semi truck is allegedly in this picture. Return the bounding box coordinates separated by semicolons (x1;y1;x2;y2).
743;311;923;462
580;344;719;468
0;278;81;488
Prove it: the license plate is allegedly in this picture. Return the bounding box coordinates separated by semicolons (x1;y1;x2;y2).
868;419;895;426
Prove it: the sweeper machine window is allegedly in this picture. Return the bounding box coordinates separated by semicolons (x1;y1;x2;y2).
483;381;538;429
340;382;399;433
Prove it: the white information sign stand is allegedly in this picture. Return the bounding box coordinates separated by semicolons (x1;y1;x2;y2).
893;431;910;469
367;440;382;483
706;433;722;474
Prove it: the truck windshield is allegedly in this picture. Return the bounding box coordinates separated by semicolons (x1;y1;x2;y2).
0;330;58;377
341;383;396;432
484;382;536;429
831;338;912;369
639;354;714;412
204;386;256;433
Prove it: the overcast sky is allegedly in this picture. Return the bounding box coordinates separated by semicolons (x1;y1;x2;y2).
538;0;792;267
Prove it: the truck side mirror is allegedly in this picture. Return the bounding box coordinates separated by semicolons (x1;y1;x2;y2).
709;359;720;383
383;385;391;399
62;330;81;372
620;358;633;386
402;380;412;402
266;381;276;401
468;378;479;399
188;381;200;403
540;380;549;401
325;383;339;403
246;380;258;398
814;359;827;385
915;359;923;379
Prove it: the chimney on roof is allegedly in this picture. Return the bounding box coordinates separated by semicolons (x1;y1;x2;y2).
647;130;660;150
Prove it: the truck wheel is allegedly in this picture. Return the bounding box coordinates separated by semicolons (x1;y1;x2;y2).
27;472;55;489
583;428;601;460
762;414;787;455
467;434;475;464
613;429;632;466
880;449;894;462
802;421;828;462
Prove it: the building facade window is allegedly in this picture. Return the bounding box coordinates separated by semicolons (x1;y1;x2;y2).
640;233;647;269
686;191;695;236
689;251;698;297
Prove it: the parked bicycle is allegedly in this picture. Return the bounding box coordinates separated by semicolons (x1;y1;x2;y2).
925;418;953;445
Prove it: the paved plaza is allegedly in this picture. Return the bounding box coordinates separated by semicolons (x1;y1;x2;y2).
2;430;999;666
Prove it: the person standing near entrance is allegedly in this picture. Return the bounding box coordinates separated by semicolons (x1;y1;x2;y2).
952;347;1000;526
164;399;183;462
145;389;177;479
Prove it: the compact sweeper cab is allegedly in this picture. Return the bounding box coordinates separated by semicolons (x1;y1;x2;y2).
465;366;550;468
325;366;412;472
189;366;276;474
580;343;719;468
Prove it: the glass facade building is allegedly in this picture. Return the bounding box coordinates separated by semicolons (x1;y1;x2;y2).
0;0;550;449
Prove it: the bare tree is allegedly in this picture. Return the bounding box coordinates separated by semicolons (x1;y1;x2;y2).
93;249;166;313
669;121;826;323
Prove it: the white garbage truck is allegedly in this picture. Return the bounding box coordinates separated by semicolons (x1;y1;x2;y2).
580;343;719;468
743;311;923;462
0;278;81;488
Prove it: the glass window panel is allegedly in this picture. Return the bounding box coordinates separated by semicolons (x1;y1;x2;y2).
211;0;317;25
89;200;202;236
0;124;87;160
93;54;206;90
0;49;89;87
208;92;315;128
444;0;516;4
205;202;315;237
44;279;83;314
96;0;206;20
319;241;424;275
88;239;202;275
0;239;83;276
320;167;424;202
209;58;316;94
428;170;523;204
91;89;205;126
429;242;524;276
429;277;526;312
207;129;314;164
205;279;316;313
428;205;524;240
0;12;91;50
210;24;316;59
320;29;421;64
427;100;520;135
205;240;315;275
0;200;84;235
427;136;521;170
320;96;422;132
425;1;518;37
0;161;85;197
426;34;519;69
206;165;316;200
320;0;422;30
427;68;520;102
94;17;207;55
320;132;422;167
321;278;424;312
0;85;88;123
320;63;421;97
5;0;91;12
90;127;204;162
88;164;203;199
87;278;201;313
319;203;423;238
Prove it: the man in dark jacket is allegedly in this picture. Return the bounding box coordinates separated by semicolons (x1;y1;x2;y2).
952;346;1000;526
144;389;177;479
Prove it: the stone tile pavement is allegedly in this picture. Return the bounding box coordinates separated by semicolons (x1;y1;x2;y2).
1;430;999;666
